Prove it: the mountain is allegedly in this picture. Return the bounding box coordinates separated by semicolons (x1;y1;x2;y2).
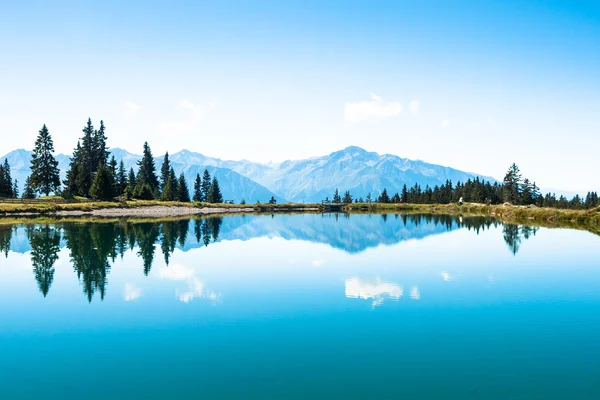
166;146;498;202
1;145;498;202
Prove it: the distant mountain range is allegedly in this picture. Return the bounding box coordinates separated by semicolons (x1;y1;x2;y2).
1;146;500;202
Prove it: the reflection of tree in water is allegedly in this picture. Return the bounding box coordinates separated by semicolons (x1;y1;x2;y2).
503;224;539;256
133;223;160;276
193;217;222;247
27;225;61;297
160;220;190;265
0;226;12;258
63;223;115;302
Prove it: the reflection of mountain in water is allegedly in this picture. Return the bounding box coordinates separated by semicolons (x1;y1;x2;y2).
1;214;539;300
211;214;480;253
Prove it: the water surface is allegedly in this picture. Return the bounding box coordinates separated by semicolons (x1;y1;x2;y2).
1;214;599;399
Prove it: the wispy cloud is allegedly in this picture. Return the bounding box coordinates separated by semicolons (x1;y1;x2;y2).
344;93;403;123
442;119;451;128
160;263;220;304
409;100;420;114
410;286;421;300
123;283;142;301
345;277;403;307
123;100;141;116
178;99;218;120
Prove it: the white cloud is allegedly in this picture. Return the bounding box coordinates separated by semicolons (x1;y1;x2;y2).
442;119;451;128
178;99;217;120
409;100;420;114
345;277;403;307
441;271;452;281
344;93;403;123
160;264;220;304
178;278;221;304
410;286;421;300
123;101;141;116
311;260;324;267
123;283;142;301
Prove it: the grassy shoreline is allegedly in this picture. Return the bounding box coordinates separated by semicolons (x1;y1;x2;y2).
1;200;598;233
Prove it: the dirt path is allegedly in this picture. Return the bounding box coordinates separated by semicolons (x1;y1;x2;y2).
55;206;255;217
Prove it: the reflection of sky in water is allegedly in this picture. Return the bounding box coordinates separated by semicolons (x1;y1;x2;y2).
0;215;599;399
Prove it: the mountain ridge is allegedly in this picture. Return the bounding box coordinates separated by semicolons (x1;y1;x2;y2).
1;145;506;202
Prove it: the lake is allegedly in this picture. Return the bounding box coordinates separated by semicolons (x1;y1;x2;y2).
0;213;599;399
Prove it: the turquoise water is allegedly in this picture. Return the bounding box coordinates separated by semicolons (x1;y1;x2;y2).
0;214;599;399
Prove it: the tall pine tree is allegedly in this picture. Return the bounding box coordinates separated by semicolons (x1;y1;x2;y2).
29;124;60;196
201;169;212;202
178;173;190;202
193;173;202;202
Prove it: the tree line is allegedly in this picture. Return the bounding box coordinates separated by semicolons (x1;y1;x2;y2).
13;120;225;202
326;163;599;210
3;119;599;210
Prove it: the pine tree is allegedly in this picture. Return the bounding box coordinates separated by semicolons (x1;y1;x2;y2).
193;173;202;202
0;159;13;198
78;118;95;196
22;176;36;199
401;184;408;203
12;180;19;199
160;176;176;201
128;168;136;188
210;177;223;203
178;173;190;202
502;163;522;204
378;188;390;203
89;163;115;200
201;169;212;201
63;141;82;196
117;161;127;195
160;152;171;192
135;142;159;197
332;188;341;203
342;190;352;204
93;120;109;167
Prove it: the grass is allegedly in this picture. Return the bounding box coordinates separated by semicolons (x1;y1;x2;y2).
1;198;598;234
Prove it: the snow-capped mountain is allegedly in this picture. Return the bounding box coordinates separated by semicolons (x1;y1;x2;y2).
164;146;498;202
1;146;498;202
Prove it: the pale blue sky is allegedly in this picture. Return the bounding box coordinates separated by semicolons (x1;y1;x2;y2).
0;0;598;192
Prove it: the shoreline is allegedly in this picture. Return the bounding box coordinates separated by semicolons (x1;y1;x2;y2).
1;201;598;233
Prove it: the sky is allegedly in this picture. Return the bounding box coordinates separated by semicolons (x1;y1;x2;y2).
0;0;599;192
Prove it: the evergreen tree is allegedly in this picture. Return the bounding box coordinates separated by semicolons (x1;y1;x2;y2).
201;169;212;202
160;176;176;201
193;173;202;202
160;152;171;192
332;188;341;203
0;159;13;198
12;180;19;199
502;163;522;204
128;168;137;188
342;190;352;204
89;163;115;200
22;176;36;199
63;141;82;196
178;173;190;202
92;120;109;167
268;196;277;204
401;184;408;203
378;188;390;203
78;118;96;196
117;160;127;195
135;142;159;197
210;177;223;203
